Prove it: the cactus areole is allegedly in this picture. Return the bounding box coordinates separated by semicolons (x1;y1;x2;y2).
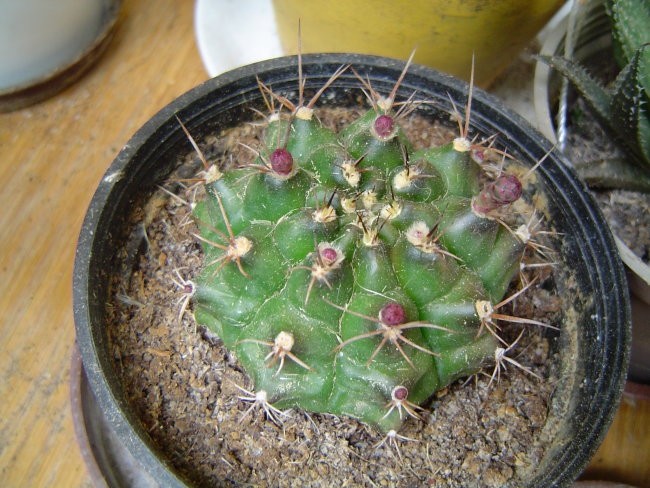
189;64;535;433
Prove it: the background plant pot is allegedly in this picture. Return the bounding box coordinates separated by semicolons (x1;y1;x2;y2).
533;1;650;384
272;0;565;87
73;53;630;486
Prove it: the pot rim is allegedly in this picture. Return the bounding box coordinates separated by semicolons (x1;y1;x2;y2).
73;52;631;487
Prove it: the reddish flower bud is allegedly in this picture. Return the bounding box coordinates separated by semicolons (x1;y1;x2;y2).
270;148;293;175
374;114;395;139
380;302;407;326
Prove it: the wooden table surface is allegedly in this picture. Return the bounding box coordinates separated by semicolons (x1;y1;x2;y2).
0;1;648;486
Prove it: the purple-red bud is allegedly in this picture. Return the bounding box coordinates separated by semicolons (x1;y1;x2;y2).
374;114;395;139
320;247;338;264
270;148;293;175
472;174;523;215
492;174;523;205
393;386;408;401
380;302;406;326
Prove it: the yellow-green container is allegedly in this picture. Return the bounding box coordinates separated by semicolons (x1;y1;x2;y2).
272;0;564;86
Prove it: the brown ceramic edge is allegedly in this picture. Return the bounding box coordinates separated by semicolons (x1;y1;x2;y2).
69;343;110;488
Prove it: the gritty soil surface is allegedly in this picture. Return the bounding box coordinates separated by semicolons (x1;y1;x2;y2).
106;107;566;487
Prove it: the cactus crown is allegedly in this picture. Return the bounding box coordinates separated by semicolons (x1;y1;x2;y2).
185;61;552;434
538;0;650;192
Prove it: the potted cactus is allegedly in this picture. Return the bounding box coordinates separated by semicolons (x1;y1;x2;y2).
74;54;629;486
535;0;650;382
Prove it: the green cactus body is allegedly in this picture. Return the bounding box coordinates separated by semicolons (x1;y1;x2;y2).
191;87;527;433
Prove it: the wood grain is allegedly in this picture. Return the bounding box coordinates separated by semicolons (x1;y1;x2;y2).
0;1;204;486
581;386;650;487
0;0;647;486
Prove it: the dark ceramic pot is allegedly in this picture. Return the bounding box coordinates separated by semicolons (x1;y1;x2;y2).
73;53;630;487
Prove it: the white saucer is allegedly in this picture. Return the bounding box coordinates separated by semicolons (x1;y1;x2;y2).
194;0;284;77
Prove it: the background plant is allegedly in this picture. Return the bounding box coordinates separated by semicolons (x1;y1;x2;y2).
538;0;650;192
